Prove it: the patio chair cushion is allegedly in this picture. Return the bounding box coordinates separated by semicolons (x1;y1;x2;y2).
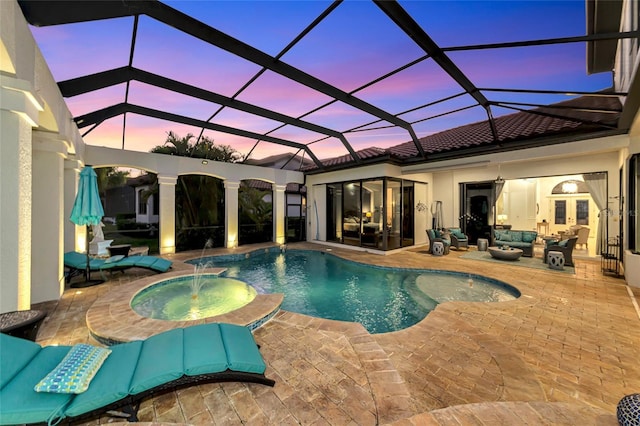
104;255;125;264
219;323;267;374
0;323;274;425
183;324;228;376
129;328;184;394
558;239;569;247
34;344;111;394
0;345;74;425
63;341;142;417
0;333;41;389
510;231;523;242
522;231;537;243
450;229;466;239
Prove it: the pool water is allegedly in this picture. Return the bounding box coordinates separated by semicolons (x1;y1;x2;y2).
131;274;257;321
189;250;519;334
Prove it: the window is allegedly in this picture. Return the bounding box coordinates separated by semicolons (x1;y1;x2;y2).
554;200;566;225
324;177;416;250
576;200;589;225
138;189;147;215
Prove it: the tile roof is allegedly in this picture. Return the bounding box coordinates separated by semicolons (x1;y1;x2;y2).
305;95;622;172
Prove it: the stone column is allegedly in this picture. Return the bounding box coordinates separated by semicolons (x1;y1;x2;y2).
0;75;43;312
272;183;287;244
225;181;240;248
31;132;67;303
64;160;82;253
158;175;177;254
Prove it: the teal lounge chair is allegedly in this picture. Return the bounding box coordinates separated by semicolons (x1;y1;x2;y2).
64;251;172;284
0;323;275;425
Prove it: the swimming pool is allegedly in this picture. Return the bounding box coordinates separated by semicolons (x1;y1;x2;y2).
188;249;520;334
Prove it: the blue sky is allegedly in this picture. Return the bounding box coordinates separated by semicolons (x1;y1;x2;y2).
30;0;612;160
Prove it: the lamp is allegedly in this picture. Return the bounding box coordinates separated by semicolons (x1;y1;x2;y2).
497;214;508;224
365;211;372;222
495;175;505;184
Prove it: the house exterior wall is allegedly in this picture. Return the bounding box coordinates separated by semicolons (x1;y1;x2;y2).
3;0;640;310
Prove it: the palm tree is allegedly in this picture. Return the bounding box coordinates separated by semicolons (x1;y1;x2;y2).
239;183;273;233
144;132;242;249
95;167;129;213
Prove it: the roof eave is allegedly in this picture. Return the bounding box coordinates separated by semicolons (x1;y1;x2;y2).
586;0;623;75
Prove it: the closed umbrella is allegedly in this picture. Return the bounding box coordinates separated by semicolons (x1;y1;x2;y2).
70;166;105;287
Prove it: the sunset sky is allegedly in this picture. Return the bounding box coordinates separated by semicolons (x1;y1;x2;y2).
29;0;613;161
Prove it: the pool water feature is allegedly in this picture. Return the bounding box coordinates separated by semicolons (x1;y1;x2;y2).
131;274;257;321
188;250;520;334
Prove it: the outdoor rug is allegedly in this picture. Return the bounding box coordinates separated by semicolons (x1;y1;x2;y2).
460;250;575;274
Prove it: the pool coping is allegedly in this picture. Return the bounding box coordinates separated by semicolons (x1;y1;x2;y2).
86;268;283;345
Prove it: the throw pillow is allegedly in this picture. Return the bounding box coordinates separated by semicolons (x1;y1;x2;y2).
522;232;536;243
453;230;465;239
105;255;125;264
558;239;568;247
510;231;523;242
435;230;442;238
500;233;512;242
34;344;111;394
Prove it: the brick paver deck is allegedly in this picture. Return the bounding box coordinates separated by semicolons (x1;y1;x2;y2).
32;241;638;424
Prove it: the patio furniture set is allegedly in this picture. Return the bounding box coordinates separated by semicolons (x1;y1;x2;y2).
428;227;579;269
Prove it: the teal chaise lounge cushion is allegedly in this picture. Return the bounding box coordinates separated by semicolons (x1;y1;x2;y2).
0;323;274;425
64;251;172;282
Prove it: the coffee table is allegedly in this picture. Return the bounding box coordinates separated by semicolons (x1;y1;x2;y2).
488;246;523;261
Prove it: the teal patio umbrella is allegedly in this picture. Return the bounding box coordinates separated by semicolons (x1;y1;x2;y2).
70;166;105;287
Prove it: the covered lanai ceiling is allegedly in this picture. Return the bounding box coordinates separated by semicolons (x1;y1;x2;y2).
18;0;633;171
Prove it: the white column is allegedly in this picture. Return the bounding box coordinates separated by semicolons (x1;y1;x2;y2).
273;183;287;244
225;181;240;248
64;160;82;252
158;175;177;254
0;75;43;312
31;132;67;303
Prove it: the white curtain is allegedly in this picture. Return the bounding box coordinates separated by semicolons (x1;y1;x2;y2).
492;180;505;224
582;172;607;255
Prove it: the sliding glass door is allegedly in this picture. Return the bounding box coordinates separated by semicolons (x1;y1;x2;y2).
325;178;415;250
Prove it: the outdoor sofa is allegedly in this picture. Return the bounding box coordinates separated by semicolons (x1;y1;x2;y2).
64;251;172;283
0;323;275;425
491;229;538;257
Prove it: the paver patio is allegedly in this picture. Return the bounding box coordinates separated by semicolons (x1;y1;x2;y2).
32;242;639;425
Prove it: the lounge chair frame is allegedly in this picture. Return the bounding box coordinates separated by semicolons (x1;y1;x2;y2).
60;369;275;424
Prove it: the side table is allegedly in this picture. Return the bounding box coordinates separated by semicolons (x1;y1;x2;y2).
0;310;46;341
477;238;488;252
548;251;565;270
432;241;445;256
107;244;131;257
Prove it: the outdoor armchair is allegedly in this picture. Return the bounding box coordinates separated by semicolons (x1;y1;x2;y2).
544;236;578;267
426;229;450;255
447;227;469;250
